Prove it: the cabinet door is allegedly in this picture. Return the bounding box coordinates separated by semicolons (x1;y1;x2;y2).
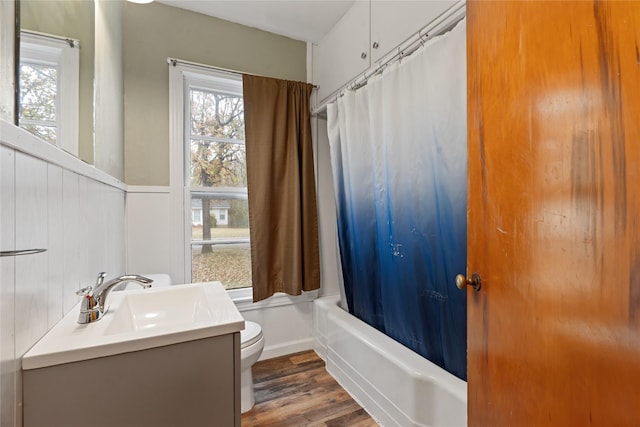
370;1;456;63
315;0;369;102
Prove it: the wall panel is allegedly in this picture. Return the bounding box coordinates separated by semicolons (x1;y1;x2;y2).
14;153;48;357
62;169;80;313
47;164;64;329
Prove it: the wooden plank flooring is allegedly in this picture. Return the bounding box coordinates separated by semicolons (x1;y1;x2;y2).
241;351;378;427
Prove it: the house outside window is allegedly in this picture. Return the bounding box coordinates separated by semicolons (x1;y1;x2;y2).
184;70;251;290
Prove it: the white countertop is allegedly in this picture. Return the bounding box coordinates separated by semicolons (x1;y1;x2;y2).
23;282;245;370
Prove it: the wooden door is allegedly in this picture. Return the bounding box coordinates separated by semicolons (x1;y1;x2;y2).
466;2;640;426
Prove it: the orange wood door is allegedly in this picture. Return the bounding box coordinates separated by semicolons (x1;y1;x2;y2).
467;1;640;426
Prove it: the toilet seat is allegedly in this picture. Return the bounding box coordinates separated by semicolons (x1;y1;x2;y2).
241;321;263;349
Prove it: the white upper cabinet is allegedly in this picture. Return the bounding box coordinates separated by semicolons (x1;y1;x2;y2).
315;0;457;103
316;0;369;102
370;1;456;63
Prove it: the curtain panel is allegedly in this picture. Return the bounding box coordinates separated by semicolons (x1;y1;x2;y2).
242;75;320;302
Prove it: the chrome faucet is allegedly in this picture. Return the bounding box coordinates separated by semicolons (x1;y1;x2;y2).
76;272;153;324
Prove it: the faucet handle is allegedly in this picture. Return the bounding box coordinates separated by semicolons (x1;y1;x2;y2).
95;272;107;287
76;286;93;297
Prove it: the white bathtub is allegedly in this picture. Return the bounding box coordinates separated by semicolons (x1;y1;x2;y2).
313;296;467;427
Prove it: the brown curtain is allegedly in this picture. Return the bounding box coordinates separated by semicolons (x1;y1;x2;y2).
242;74;320;302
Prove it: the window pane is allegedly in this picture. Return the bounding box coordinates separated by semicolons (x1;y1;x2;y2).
190;195;249;241
190;194;251;290
19;63;57;122
190;139;247;187
191;245;252;290
190;89;244;140
19;62;58;144
186;79;250;291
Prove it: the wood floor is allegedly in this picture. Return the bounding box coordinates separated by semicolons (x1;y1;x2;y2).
241;350;378;427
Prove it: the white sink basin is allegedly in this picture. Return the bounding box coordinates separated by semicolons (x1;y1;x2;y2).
23;282;244;370
105;285;218;335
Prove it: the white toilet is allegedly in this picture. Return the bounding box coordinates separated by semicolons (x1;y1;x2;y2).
240;321;264;413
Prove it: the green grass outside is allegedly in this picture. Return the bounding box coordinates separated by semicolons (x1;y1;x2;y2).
191;227;250;240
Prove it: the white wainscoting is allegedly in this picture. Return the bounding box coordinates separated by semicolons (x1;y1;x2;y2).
0;122;126;427
125;186;173;280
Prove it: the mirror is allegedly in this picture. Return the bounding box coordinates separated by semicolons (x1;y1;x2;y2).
18;0;94;163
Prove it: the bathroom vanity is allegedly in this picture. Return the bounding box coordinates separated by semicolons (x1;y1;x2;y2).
22;282;244;427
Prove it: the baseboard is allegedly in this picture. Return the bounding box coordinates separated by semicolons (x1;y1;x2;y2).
259;337;314;361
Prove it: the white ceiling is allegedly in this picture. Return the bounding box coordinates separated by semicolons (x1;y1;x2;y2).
155;0;355;43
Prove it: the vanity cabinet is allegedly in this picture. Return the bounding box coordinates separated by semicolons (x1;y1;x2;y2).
315;0;456;102
23;333;241;427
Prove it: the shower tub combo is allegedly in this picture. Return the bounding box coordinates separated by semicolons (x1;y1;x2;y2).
313;296;467;427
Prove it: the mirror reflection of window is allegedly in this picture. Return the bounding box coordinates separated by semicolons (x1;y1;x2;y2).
19;61;57;143
19;31;79;156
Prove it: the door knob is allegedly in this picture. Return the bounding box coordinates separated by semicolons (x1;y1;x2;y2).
455;273;481;291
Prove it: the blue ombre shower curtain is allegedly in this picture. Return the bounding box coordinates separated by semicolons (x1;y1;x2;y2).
326;19;467;380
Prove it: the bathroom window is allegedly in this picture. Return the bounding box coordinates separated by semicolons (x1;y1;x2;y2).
19;31;79;156
184;71;252;290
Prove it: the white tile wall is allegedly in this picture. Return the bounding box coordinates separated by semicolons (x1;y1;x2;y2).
0;142;126;427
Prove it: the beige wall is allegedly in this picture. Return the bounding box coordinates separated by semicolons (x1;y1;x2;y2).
123;2;307;186
94;0;124;180
20;0;95;165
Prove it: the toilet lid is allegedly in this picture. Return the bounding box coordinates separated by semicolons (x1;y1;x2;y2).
241;321;263;348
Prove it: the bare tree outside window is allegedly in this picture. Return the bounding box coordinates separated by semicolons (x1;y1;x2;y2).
19;62;57;144
188;87;251;289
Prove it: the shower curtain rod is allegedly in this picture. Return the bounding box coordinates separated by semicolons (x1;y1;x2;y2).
311;0;466;116
167;57;317;88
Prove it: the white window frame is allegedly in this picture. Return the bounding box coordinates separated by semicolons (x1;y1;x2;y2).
169;62;251;298
19;30;79;156
169;60;318;306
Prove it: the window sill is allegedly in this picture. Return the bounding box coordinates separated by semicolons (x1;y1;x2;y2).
229;287;319;312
